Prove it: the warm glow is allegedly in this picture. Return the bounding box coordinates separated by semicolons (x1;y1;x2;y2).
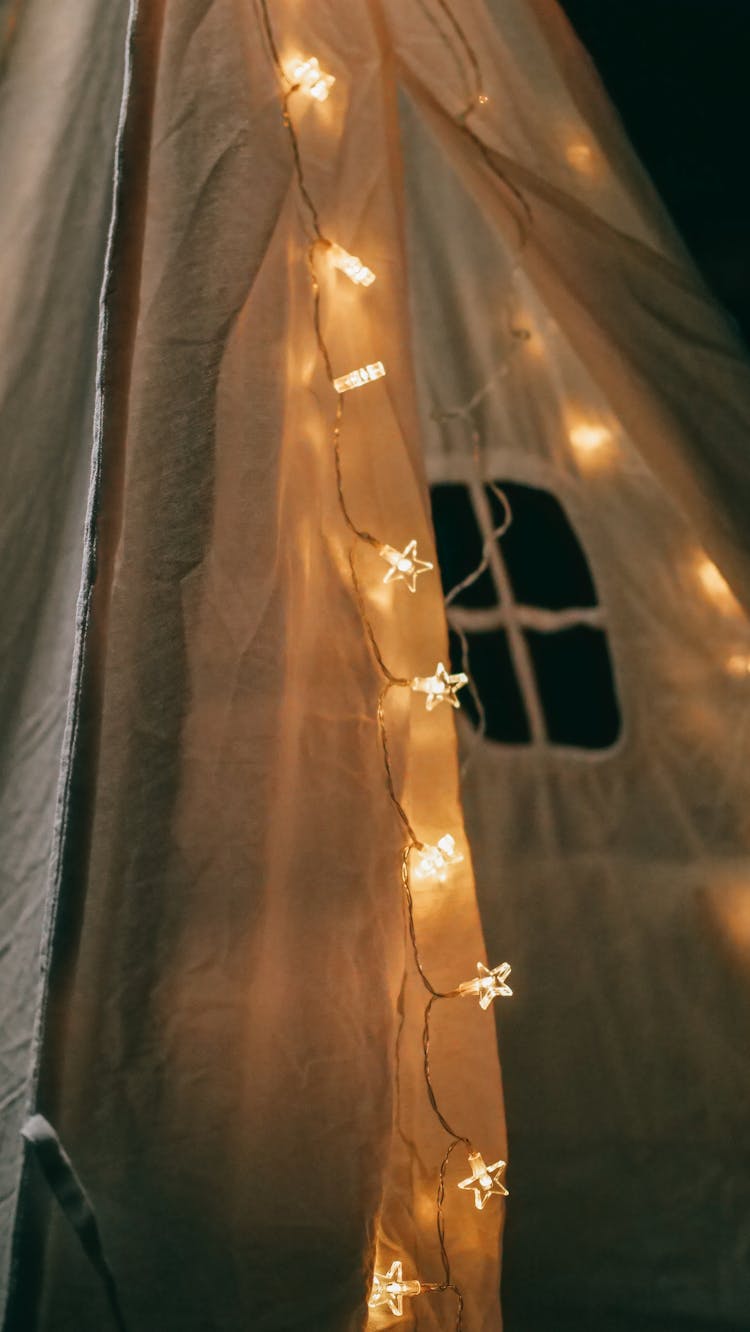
458;1151;509;1210
333;361;385;393
412;834;464;883
726;651;750;677
368;1261;424;1317
411;662;468;711
477;92;489;106
287;56;335;102
513;316;543;358
379;540;433;593
568;421;613;456
707;877;750;961
327;242;376;287
458;960;513;1009
696;557;742;615
566;140;595;173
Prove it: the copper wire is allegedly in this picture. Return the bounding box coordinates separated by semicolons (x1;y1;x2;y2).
417;0;533;235
415;0;474;113
330;387;380;548
423;997;470;1143
255;2;481;1321
444;487;512;611
431;0;484;117
255;0;326;240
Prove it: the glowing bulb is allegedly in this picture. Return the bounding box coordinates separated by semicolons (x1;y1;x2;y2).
457;1151;508;1210
327;242;375;287
566;141;595;172
568;422;612;456
512;314;544;358
477;92;489;106
458;960;512;1008
411;662;468;712
726;651;750;677
379;540;433;592
288;56;335;102
368;1261;427;1317
696;557;741;615
412;834;464;883
333;361;385;394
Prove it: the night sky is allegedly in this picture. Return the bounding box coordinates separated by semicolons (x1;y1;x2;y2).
559;0;750;344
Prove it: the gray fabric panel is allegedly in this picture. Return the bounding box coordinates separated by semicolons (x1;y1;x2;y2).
0;0;130;1315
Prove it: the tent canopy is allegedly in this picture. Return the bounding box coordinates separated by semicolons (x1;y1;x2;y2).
1;2;749;1329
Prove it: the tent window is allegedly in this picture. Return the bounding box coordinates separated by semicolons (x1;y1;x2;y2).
430;480;621;751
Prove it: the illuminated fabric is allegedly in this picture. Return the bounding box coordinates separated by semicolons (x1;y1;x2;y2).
1;1;749;1330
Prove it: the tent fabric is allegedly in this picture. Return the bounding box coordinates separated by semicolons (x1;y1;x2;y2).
0;0;131;1315
4;2;506;1329
2;2;750;1332
396;3;750;1326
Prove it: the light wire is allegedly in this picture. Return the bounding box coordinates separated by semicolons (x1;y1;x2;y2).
254;3;519;1324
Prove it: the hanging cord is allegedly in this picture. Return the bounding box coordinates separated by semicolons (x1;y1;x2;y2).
418;0;533;236
443;470;513;777
444;480;513;614
430;283;530;775
22;1116;130;1332
416;0;485;124
254;0;325;241
254;5;523;1321
431;0;484;120
437;1139;466;1288
414;0;474;118
256;0;429;857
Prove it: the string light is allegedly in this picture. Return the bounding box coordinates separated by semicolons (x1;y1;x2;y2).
368;1260;436;1317
379;540;434;592
568;422;612;456
332;361;386;394
726;651;750;678
565;141;595;173
287;55;335;101
458;961;512;1008
411;662;469;711
412;834;464;883
457;1151;509;1210
326;241;376;287
259;8;513;1325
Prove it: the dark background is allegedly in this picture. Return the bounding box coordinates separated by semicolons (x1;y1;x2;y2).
558;0;750;344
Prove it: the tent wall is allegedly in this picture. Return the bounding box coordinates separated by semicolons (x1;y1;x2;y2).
398;3;750;1326
4;2;504;1329
2;1;750;1330
0;0;130;1314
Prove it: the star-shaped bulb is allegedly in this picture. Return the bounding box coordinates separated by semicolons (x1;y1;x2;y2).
411;661;468;711
333;361;385;394
368;1260;426;1317
288;56;335;102
458;961;513;1009
327;242;376;287
379;540;433;593
457;1151;509;1210
412;834;464;883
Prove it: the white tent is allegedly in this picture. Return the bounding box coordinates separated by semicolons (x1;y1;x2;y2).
2;1;749;1329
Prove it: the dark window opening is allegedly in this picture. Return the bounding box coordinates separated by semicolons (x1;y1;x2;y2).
431;483;496;608
490;482;597;610
449;627;532;744
431;479;622;752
